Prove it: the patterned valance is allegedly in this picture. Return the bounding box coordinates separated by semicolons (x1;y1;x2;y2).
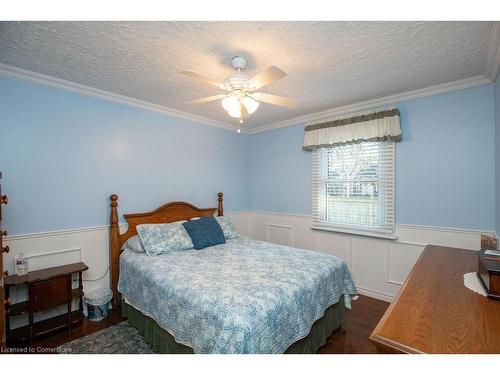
303;108;402;151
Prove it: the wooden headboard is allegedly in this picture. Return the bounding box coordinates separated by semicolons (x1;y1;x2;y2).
108;192;223;307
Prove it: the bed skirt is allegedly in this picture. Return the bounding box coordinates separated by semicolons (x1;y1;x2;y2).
122;297;345;354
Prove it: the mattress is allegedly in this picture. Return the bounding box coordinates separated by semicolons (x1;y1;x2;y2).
118;236;357;353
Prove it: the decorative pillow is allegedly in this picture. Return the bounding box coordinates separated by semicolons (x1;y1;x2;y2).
122;234;145;253
215;216;240;239
182;216;226;250
137;221;193;256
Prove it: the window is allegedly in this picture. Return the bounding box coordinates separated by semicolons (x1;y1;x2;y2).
312;141;395;238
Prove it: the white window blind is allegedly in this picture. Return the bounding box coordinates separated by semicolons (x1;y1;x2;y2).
312;141;395;238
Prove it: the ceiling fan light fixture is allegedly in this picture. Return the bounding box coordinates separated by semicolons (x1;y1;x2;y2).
227;107;242;119
222;95;240;113
181;56;295;123
242;96;259;114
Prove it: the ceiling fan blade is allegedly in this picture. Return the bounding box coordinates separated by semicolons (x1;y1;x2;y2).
186;95;226;104
247;66;287;90
254;93;297;108
180;71;225;89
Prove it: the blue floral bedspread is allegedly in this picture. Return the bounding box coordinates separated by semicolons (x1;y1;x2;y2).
118;236;357;354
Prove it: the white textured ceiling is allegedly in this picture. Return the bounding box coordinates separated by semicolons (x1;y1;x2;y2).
0;21;496;130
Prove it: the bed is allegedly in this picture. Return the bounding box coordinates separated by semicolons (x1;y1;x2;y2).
108;192;357;354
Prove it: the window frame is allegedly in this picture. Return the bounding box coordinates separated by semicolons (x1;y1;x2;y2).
311;141;397;240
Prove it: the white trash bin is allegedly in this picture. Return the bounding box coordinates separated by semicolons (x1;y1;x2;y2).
84;288;113;321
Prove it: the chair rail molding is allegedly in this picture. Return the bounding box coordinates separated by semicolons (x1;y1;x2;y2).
2;211;489;303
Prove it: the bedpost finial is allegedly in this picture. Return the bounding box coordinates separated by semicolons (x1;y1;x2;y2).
110;194;119;226
217;192;223;217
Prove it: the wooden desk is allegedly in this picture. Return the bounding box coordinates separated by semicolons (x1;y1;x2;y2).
370;245;500;353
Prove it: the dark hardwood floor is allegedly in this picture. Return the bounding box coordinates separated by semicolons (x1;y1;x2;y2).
5;310;125;352
319;295;390;354
5;295;389;353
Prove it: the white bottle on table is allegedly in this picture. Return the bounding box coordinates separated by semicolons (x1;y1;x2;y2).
16;253;28;275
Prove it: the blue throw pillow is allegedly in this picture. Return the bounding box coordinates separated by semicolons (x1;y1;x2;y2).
182;216;226;250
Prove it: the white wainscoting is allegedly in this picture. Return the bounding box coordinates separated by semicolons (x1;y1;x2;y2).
3;210;491;326
246;211;493;302
2;212;251;329
3;225;112;329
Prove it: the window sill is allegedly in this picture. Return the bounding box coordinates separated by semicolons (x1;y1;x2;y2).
311;225;397;240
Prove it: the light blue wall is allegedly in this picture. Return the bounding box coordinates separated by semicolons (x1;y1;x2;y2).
249;85;496;231
496;74;500;236
0;75;250;235
249;125;312;214
1;74;496;234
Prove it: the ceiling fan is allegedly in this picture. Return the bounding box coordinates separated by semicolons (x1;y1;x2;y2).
180;56;296;125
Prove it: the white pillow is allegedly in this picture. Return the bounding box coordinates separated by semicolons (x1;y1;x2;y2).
190;216;240;239
215;216;240;239
137;221;193;256
122;235;145;253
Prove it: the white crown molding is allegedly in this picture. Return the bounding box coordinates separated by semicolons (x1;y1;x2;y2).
0;60;494;137
0;63;244;134
486;22;500;81
247;75;492;134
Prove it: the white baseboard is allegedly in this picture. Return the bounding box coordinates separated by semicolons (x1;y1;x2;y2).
355;288;394;303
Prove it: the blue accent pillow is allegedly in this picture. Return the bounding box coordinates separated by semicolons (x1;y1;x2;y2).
182;217;226;250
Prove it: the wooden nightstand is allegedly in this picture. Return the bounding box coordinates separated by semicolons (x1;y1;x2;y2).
4;262;88;345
